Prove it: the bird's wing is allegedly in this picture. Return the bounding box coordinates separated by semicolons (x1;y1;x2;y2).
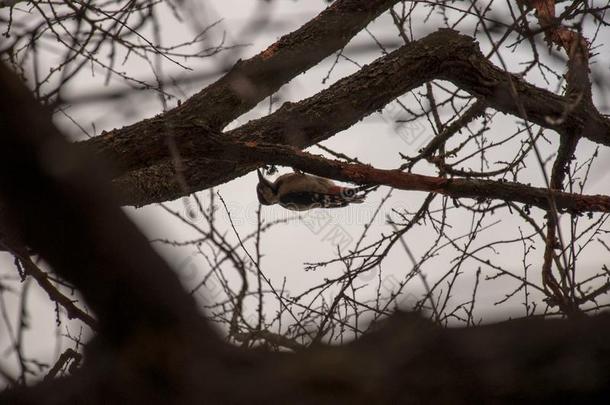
276;173;335;194
279;192;350;211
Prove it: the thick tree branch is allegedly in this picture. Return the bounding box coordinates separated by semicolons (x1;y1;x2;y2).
82;0;400;174
104;29;610;206
521;0;591;99
208;139;610;214
0;60;212;345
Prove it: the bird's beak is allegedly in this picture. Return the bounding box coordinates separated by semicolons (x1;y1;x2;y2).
257;169;265;182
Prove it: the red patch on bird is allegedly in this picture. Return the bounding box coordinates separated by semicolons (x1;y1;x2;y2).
328;186;343;194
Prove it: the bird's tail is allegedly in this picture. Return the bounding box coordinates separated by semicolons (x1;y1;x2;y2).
339;185;376;203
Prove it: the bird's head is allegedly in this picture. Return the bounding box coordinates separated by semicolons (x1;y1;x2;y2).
256;169;279;205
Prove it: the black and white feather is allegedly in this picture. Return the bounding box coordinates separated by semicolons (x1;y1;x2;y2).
256;170;368;211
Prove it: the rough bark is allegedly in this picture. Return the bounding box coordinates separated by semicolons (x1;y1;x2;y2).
81;0;401;174
203;140;610;214
93;29;610;208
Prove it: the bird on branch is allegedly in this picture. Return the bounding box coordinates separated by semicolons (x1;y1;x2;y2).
256;169;371;211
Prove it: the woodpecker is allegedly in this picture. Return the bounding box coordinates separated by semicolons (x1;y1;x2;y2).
256;169;369;211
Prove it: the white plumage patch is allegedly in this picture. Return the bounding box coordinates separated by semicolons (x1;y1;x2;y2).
257;171;367;211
